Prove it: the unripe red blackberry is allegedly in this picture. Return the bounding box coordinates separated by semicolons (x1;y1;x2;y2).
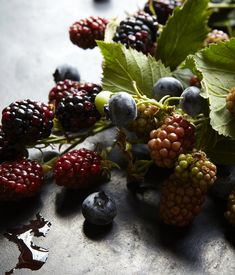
148;114;195;168
2;100;54;144
203;29;229;47
144;0;182;25
54;148;104;188
226;87;235;115
225;187;235;226
159;174;206;226
49;80;102;108
128;103;159;141
113;11;159;55
55;90;101;132
0;159;43;201
174;151;217;191
69;16;108;49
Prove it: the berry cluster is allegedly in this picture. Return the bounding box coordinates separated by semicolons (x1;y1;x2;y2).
0;1;234;235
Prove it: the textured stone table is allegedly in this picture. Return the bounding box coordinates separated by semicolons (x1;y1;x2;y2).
0;1;235;274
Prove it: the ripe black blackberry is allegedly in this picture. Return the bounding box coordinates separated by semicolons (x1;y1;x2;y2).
2;100;54;144
49;80;102;108
0;126;28;163
144;0;182;25
128;102;159;141
113;11;159;55
69;16;108;49
148;114;195;168
56;90;101;132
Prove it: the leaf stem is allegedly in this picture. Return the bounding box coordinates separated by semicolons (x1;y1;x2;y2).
208;3;235;9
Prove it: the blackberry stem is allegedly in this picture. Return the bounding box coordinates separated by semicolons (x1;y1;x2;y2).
208;3;235;9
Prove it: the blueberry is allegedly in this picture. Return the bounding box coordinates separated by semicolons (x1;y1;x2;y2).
53;64;80;83
180;86;205;116
153;77;183;102
108;92;137;127
82;191;117;225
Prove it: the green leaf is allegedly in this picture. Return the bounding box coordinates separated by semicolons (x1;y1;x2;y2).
156;0;210;70
97;41;171;98
186;38;235;139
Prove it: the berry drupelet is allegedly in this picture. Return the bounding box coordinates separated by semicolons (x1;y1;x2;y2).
55;90;101;132
148;114;195;168
0;159;44;201
128;102;159;142
49;80;102;108
203;29;229;47
159;174;206;226
226;87;235;116
0;126;28;163
225;187;235;226
69;16;108;49
53;148;103;188
2;100;54;145
144;0;182;25
113;11;159;55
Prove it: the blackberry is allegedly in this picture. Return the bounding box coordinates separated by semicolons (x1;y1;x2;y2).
174;151;217;192
0;159;43;201
49;80;101;108
54;148;103;188
2;100;54;144
69;16;108;49
113;11;159;55
128;102;159;141
225;187;235;226
0;126;28;163
148;114;195;168
159;174;206;226
203;29;229;47
226;87;235;115
55;90;101;132
144;0;182;25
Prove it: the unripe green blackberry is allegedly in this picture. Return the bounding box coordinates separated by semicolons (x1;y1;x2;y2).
159;174;206;226
144;0;182;25
174;151;217;191
225;187;235;226
128;103;159;141
226;87;235;115
148;114;195;168
203;29;229;47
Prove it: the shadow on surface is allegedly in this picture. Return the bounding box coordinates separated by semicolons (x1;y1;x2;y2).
0;195;42;233
83;220;114;240
55;187;98;217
